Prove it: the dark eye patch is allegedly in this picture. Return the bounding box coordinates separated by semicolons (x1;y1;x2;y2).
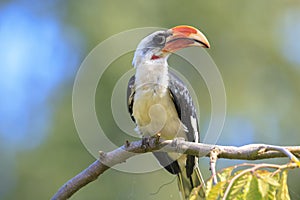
153;34;166;45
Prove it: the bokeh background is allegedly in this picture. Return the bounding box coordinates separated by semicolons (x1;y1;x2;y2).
1;0;300;199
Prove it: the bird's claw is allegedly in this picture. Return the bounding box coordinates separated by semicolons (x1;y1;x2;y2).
141;136;151;150
141;133;161;150
153;133;161;144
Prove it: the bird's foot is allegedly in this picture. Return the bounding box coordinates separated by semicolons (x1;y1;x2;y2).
152;133;161;144
141;133;161;150
141;135;151;150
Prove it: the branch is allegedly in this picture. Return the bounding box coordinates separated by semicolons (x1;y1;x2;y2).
51;138;300;200
209;147;219;185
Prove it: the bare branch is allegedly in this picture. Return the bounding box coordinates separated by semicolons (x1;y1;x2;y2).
209;147;219;185
51;138;300;200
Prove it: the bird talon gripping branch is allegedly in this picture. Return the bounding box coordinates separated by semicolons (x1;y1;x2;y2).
98;151;107;161
141;136;151;150
125;140;131;148
153;133;161;144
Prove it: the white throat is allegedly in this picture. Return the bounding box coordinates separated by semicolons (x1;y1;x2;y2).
134;59;169;94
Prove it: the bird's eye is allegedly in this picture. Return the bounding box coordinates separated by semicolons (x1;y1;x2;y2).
154;35;166;45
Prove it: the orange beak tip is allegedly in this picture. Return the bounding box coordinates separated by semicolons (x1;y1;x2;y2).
170;25;210;48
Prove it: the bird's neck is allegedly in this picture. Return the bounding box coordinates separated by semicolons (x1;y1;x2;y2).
134;60;169;94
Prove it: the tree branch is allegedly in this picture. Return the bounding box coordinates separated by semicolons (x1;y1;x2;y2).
51;138;300;200
209;147;219;185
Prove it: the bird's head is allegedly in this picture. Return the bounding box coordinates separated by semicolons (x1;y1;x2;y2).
132;25;210;67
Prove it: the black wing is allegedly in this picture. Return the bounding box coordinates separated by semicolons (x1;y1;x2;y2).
168;71;199;143
168;71;200;178
127;75;135;122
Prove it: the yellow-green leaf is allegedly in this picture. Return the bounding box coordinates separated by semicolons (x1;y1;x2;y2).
269;171;280;199
246;176;263;200
257;177;269;198
206;181;226;200
205;178;213;197
237;173;253;200
277;170;290;200
258;170;280;187
268;184;277;200
189;186;202;200
218;166;234;182
228;173;252;200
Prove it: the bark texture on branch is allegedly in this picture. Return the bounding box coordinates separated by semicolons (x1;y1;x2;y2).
51;138;300;200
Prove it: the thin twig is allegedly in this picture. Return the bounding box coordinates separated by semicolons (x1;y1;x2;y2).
265;145;300;163
209;147;219;185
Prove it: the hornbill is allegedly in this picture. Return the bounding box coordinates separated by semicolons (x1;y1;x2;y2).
127;25;210;199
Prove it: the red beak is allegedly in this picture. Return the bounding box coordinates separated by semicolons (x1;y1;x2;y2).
162;25;210;53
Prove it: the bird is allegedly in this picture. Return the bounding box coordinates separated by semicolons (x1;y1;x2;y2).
127;25;210;199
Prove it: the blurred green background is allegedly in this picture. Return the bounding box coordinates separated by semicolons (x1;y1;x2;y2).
1;0;300;199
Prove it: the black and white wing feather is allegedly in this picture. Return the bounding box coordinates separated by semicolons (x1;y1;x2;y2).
168;71;200;177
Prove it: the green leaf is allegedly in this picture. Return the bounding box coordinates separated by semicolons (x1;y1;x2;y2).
277;170;290;200
257;176;269;198
259;170;280;187
246;176;263;200
206;181;226;200
205;177;213;197
235;173;253;200
189;186;202;200
205;166;292;200
205;166;235;199
267;172;280;199
228;173;252;200
268;184;277;200
218;166;234;182
255;170;280;199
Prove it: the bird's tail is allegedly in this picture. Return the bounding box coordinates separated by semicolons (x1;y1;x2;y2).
177;166;206;200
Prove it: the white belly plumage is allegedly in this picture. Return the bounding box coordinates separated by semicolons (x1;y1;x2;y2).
132;89;187;140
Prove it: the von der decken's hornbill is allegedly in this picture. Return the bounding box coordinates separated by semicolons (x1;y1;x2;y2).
127;25;210;199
